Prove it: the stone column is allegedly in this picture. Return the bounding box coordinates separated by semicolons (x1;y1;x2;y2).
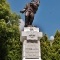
20;27;43;60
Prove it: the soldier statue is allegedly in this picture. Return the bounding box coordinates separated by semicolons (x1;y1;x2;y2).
20;0;40;27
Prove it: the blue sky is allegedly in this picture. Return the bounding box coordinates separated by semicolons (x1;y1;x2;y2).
7;0;60;37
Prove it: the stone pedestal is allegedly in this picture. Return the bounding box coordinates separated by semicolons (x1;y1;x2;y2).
20;27;43;60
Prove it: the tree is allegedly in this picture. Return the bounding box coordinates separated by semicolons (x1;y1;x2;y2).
40;31;60;60
0;0;22;60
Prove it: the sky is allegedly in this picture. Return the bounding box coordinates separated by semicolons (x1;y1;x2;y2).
7;0;60;37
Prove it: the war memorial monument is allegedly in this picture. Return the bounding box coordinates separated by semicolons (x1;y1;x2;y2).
20;0;43;60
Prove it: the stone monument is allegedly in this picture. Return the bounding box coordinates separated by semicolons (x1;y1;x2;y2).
20;0;43;60
20;27;43;60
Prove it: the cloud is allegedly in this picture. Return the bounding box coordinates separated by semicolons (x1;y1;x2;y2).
50;36;54;41
19;19;25;31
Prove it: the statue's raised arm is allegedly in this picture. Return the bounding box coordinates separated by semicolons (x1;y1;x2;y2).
20;0;40;27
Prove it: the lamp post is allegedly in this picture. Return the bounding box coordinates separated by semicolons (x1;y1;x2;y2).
49;36;54;46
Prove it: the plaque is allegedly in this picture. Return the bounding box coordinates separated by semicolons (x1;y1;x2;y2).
25;43;39;59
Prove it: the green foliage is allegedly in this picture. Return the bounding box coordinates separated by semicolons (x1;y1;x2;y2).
0;19;7;60
41;31;60;60
0;0;10;22
0;0;22;60
0;19;22;60
40;34;50;60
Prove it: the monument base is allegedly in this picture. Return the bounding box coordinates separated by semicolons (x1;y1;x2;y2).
21;27;43;60
23;58;41;60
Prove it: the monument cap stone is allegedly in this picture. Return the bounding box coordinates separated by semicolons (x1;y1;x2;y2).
20;27;43;42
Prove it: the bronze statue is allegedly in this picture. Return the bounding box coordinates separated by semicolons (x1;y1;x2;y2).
20;0;40;27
